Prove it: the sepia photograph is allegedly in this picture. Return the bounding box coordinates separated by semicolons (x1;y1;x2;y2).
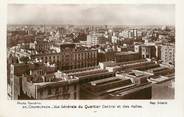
7;4;175;100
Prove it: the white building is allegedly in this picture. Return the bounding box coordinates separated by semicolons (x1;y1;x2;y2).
87;33;99;46
111;35;119;43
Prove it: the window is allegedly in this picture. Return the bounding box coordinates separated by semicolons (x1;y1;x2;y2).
63;93;70;99
63;85;69;92
40;89;43;96
74;85;77;90
55;87;59;94
74;92;77;99
48;88;52;95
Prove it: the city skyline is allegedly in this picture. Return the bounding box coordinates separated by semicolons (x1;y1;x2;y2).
8;4;175;25
7;4;175;100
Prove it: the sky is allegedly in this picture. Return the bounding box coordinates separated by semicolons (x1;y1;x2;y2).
8;4;175;25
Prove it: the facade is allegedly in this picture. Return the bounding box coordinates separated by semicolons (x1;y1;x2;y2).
35;40;51;53
87;33;99;46
161;44;175;65
32;43;98;70
111;35;119;43
8;63;34;99
119;29;142;39
115;51;140;63
155;45;162;60
134;44;141;53
128;29;138;39
98;51;115;62
119;30;129;38
86;32;106;46
9;62;79;100
22;77;79;100
140;45;156;59
135;44;161;60
8;74;21;100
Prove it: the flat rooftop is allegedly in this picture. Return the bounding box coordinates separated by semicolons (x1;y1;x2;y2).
68;69;108;77
109;83;151;97
108;59;146;67
63;66;99;74
33;78;79;89
116;51;139;55
90;77;122;86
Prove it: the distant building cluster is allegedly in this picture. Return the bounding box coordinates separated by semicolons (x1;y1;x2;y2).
7;24;175;100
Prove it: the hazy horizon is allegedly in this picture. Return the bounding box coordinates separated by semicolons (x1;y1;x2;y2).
8;4;175;25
